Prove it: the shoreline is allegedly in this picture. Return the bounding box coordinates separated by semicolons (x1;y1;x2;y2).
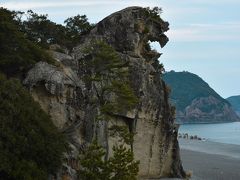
177;121;239;125
179;139;240;159
179;139;240;180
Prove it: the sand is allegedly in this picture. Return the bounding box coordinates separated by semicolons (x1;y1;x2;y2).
179;139;240;180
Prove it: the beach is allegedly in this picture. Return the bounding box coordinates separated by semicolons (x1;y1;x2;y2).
179;139;240;180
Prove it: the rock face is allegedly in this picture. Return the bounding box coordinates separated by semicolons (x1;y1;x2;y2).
24;7;185;179
163;71;240;124
227;95;240;117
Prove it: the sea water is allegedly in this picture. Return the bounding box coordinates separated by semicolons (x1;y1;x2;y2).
179;122;240;145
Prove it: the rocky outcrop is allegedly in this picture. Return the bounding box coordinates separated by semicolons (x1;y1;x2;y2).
163;71;240;124
227;95;240;117
182;95;239;123
24;7;185;179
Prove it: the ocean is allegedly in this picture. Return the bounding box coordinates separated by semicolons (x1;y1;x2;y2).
179;122;240;145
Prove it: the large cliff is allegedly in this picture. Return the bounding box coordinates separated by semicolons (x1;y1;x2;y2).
24;7;185;179
163;71;240;124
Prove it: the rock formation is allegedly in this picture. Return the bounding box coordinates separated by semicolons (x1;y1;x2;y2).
24;7;185;179
163;71;240;124
227;95;240;117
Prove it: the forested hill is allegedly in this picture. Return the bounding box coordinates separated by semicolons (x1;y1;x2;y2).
163;71;228;111
227;95;240;117
163;71;239;123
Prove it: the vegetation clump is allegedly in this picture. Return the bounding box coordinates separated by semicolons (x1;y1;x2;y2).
15;10;94;49
80;41;138;118
0;8;54;77
79;125;139;180
78;140;139;180
143;7;163;20
0;74;67;180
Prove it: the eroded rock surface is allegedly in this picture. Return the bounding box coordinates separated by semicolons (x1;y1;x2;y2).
24;6;185;179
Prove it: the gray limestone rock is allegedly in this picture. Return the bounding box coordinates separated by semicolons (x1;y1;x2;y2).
23;61;81;95
24;6;185;179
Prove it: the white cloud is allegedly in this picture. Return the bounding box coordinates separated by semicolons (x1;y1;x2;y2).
1;1;125;10
160;0;240;5
160;6;207;21
166;22;240;42
0;0;157;10
0;0;159;23
191;0;240;4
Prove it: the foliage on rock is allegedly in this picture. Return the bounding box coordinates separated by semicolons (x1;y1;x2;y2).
0;8;54;77
78;141;139;180
0;74;67;180
78;140;109;180
18;10;69;49
80;41;138;119
64;14;94;46
108;144;139;180
14;10;94;49
143;7;163;21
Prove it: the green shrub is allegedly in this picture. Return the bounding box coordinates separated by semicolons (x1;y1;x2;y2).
78;140;110;180
80;41;138;119
108;144;139;180
0;8;54;77
78;141;139;180
0;74;67;180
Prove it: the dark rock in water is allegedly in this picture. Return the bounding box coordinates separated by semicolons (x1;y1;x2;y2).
163;71;240;124
227;95;240;117
24;7;185;179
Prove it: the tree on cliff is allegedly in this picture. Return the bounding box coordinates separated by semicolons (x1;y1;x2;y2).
0;8;54;77
0;8;94;76
0;74;67;179
107;144;139;180
78;140;110;180
20;10;68;48
64;14;94;46
78;41;139;179
79;142;139;180
13;9;94;49
80;41;138;118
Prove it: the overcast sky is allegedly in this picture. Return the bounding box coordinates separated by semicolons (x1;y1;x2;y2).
1;0;240;98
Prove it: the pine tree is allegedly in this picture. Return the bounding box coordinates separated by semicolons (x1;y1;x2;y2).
78;140;110;180
108;144;139;180
78;142;139;180
80;41;138;119
78;41;139;179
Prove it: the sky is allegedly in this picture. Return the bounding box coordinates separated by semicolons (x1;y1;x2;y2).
1;0;240;98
